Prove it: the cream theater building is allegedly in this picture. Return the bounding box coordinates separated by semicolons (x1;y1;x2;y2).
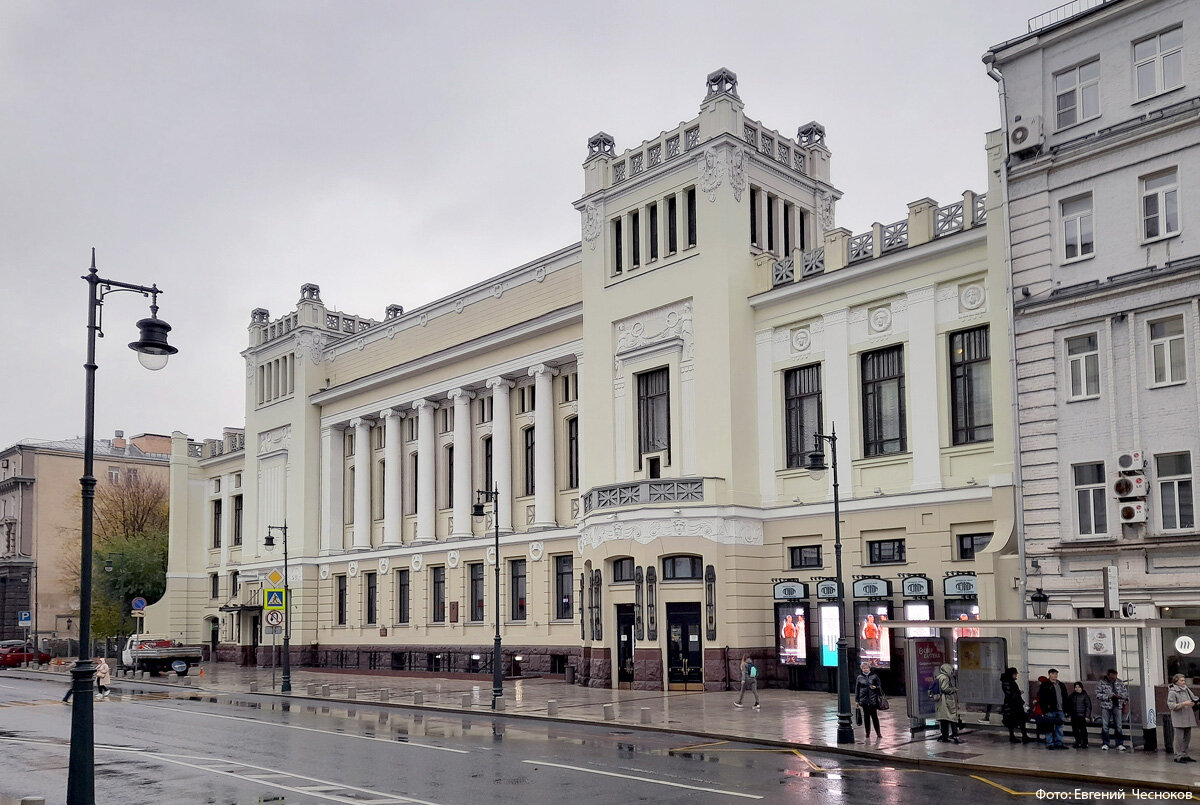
147;70;1020;691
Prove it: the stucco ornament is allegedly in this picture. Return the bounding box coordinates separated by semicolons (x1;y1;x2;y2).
727;147;746;202
319;565;330;580
529;542;544;561
447;550;460;569
960;283;986;311
868;307;893;333
347;560;359;578
582;201;603;250
819;192;835;230
615;300;694;360
791;328;811;352
418;312;428;327
492;283;504;299
578;516;763;551
257;425;291;455
486;546;497;565
294;329;328;364
454;299;465;314
378;557;389;574
245;357;255;379
411;554;423;572
699;147;723;201
534;266;546;283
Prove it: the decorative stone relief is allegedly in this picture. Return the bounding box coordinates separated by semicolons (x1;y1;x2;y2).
411;554;423;572
868;307;893;333
578;516;764;551
386;324;399;340
791;328;812;352
486;546;496;565
959;283;986;312
378;557;389;574
245;357;255;378
529;541;544;561
492;283;504;299
257;425;291;455
727;147;746;202
697;146;746;202
418;313;428;327
819;192;835;230
447;550;460;569
347;560;359;578
526;505;536;525
582;201;602;250
699;148;722;201
614;299;694;361
293;329;328;364
534;266;546;283
319;565;330;580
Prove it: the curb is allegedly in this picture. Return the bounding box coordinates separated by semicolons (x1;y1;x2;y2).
12;669;1198;794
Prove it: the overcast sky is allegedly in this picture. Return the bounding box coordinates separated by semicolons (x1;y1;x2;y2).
0;0;1053;451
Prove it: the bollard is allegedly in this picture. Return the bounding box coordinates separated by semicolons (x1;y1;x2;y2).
547;700;558;717
321;684;331;697
308;684;318;695
346;687;356;700
640;707;651;724
413;691;424;705
248;682;258;693
461;693;472;708
379;689;390;702
494;696;505;711
603;704;615;720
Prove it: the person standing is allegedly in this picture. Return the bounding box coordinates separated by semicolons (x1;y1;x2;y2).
734;655;760;709
934;663;961;744
1068;681;1091;748
1095;668;1129;751
855;661;883;741
1000;667;1031;743
1168;674;1198;763
1037;668;1070;749
95;657;111;698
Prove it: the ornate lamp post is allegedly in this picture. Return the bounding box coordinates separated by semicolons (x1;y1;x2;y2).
805;423;855;745
263;523;292;693
70;249;176;805
472;489;502;708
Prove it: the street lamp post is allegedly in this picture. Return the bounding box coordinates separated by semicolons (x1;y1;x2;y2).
70;249;176;805
264;523;292;693
805;423;855;745
472;489;503;708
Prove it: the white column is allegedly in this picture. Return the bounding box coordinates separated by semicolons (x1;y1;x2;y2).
449;388;475;539
381;408;403;546
772;195;785;256
413;399;436;542
755;330;777;505
350;417;372;550
621;212;633;270
906;286;942;491
754;187;767;250
821;309;854;500
486;376;514;532
574;352;587;496
530;364;559;529
320;425;344;554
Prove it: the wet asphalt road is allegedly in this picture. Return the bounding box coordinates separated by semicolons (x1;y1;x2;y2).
0;675;1133;804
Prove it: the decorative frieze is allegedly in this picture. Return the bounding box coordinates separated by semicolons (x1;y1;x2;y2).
578;515;763;551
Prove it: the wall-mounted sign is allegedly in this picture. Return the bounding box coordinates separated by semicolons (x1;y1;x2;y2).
773;581;809;600
852;578;892;599
1176;635;1196;656
943;574;978;598
901;576;931;598
815;580;839;600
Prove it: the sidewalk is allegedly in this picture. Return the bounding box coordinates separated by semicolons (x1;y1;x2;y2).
22;662;1200;792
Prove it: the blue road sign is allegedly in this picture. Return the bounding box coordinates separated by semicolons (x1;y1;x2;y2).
17;611;31;627
131;597;148;611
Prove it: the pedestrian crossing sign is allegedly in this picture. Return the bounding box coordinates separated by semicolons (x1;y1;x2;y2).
264;588;286;611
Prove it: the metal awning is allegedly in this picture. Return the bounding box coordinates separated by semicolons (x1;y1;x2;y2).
880;618;1185;629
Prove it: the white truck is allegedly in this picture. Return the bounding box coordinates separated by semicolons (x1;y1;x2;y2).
119;635;204;676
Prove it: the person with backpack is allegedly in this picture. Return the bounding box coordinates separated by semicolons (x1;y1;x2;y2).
1000;667;1031;743
1068;681;1091;748
734;655;760;709
1095;669;1129;751
855;661;883;741
932;663;961;743
1037;668;1070;749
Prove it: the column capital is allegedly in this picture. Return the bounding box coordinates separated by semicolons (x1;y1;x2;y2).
486;376;515;390
349;416;373;429
411;398;435;413
447;388;476;403
528;364;560;379
380;407;405;421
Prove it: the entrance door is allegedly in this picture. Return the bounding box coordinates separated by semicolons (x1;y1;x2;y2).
616;604;636;689
208;619;219;658
666;603;703;690
245;614;260;667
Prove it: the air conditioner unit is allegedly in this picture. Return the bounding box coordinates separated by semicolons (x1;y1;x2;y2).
1116;451;1145;472
1112;473;1147;498
1119;502;1147;524
1009;115;1045;154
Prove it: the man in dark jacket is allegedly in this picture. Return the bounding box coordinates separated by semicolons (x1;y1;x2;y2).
1038;668;1070;749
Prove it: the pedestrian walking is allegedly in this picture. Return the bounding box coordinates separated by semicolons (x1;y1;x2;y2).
95;657;111;698
1068;681;1091;748
1167;673;1198;763
855;661;883;741
1037;668;1070;749
1096;669;1129;751
1000;667;1031;743
62;663;96;703
734;655;759;709
933;663;961;744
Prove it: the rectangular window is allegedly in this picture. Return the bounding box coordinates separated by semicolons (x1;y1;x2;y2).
1157;453;1194;531
957;533;992;561
613;218;623;275
1134;26;1183;100
470;563;484;622
950;326;993;445
211;499;222;548
648;203;659;261
336;575;347;625
1067;334;1101;400
1055;58;1100;129
750;188;758;246
662;555;702;580
555;555;574;620
432;566;445;623
784;364;822;468
445;445;454;509
667;195;678;253
406;454;418;514
767;195;776;252
108;466;120;484
523;427;535;496
374;424;384;450
345;431;355;457
1150;316;1187;385
510;559;527;621
630;209;640;267
612;557;635;582
232;495;243;546
789;545;822;569
483;436;493;493
1074;462;1108;536
861;345;906;456
637;367;670;456
364;572;377;625
686;187;697;247
396;569;410;624
1142;169;1179;241
230;571;239;595
477;396;493;423
867;539;906;564
567;417;579;490
407;417;417;442
1061;195;1094;261
210;573;219;599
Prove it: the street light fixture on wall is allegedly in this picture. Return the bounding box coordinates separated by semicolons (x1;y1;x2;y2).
263;523;292;694
1030;588;1051;619
70;249;176;805
472;488;503;709
804;423;855;746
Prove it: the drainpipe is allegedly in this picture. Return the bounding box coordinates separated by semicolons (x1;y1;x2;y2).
984;52;1030;675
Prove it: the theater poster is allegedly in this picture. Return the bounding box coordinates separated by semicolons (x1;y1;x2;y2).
775;603;808;666
854;603;892;669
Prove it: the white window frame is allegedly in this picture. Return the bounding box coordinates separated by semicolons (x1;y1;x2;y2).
1073;462;1108;537
1141;168;1180;243
1149;316;1187;386
1156;452;1194;532
1060;194;1094;263
1054;58;1101;131
1066;334;1101;401
1133;26;1184;101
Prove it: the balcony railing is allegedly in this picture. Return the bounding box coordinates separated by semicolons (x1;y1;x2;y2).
581;477;705;515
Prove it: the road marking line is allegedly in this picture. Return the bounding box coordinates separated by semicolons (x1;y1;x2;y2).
137;702;469;754
670;739;729;752
969;775;1037;796
521;759;764;800
791;749;824;772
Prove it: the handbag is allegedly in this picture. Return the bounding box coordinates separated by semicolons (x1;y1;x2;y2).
878;693;890;711
855;707;863;726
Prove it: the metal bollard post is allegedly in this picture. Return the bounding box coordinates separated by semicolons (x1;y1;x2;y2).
640;707;651;724
461;693;472;708
494;696;505;711
308;683;318;695
379;689;390;702
321;684;331;697
413;691;424;705
346;687;356;700
547;700;558;717
248;682;258;693
603;703;615;720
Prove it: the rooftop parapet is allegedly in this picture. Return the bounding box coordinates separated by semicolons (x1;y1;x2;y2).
249;284;380;348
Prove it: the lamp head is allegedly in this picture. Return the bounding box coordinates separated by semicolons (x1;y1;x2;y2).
472;490;487;518
128;312;178;371
264;533;276;552
1030;587;1050;619
104;558;114;573
805;448;828;480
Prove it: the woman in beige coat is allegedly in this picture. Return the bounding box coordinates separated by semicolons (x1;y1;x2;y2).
934;663;961;744
1167;673;1198;763
95;658;111;698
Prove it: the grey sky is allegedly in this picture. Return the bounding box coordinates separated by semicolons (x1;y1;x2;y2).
0;0;1052;450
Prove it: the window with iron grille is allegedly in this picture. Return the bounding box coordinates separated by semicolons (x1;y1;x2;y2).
861;345;906;456
784;364;822;468
637;368;670;457
950;326;992;445
511;559;527;621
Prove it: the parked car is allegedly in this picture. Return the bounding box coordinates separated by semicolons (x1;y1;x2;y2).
0;645;51;666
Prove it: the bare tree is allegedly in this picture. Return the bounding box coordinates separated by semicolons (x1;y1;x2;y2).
93;473;169;542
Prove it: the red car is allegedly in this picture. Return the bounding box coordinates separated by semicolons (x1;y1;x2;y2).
0;646;51;666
